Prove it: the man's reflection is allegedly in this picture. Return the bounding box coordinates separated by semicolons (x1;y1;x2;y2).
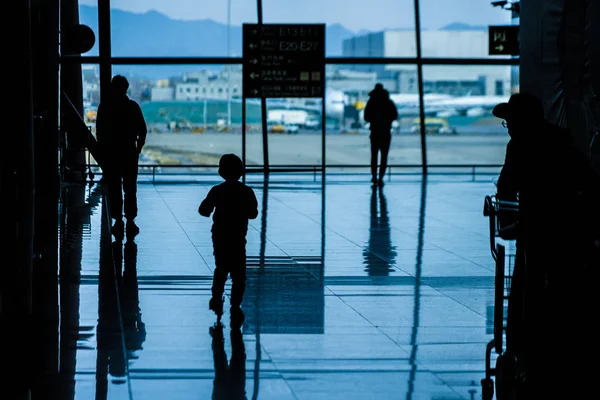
59;184;93;399
363;186;397;276
210;324;247;400
120;240;146;360
96;238;145;396
96;235;127;396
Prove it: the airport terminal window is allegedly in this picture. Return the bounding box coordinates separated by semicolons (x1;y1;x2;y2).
99;65;245;166
418;0;513;58
421;65;515;166
108;0;258;57
325;64;422;167
263;98;322;166
245;100;265;167
78;1;99;56
70;1;521;170
66;63;101;170
262;0;416;57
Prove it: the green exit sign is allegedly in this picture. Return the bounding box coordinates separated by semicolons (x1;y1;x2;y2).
489;25;520;55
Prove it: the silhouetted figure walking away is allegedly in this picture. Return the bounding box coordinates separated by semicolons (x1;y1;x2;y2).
363;186;397;276
493;92;600;399
96;75;147;240
199;154;258;327
210;324;247;400
364;83;398;186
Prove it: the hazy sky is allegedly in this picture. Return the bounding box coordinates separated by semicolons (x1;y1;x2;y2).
80;0;511;31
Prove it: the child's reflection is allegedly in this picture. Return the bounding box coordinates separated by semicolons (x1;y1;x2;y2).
211;324;247;400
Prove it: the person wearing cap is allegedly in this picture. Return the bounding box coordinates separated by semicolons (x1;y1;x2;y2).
198;154;259;327
364;83;398;186
493;92;600;398
96;75;147;239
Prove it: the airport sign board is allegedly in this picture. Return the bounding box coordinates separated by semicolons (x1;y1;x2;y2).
243;24;325;98
489;25;520;55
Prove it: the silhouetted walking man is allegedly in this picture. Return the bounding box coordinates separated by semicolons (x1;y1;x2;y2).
364;83;398;186
493;92;600;399
199;154;258;327
96;75;147;239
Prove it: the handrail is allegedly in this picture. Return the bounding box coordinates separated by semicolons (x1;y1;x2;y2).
71;163;503;169
61;91;102;167
62;91;88;125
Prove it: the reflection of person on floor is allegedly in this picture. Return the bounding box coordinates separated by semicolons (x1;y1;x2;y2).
120;239;146;360
210;324;247;400
364;83;398;186
96;240;127;391
363;186;397;276
96;75;147;240
199;154;258;327
98;238;145;396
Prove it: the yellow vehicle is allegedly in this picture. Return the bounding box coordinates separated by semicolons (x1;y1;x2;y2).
354;100;366;110
85;109;97;123
268;122;286;133
410;117;457;135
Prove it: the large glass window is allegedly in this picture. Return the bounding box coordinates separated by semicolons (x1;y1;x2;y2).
422;65;515;165
108;0;257;57
263;0;416;57
325;64;422;167
71;0;520;171
419;0;513;59
263;98;323;166
104;65;245;166
79;1;99;56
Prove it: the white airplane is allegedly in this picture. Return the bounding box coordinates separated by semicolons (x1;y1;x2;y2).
263;88;509;128
264;88;348;124
327;90;509;121
430;95;510;117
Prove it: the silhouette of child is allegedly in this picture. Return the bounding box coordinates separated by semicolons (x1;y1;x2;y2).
199;154;258;325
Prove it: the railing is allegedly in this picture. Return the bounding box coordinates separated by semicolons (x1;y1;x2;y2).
70;163;503;184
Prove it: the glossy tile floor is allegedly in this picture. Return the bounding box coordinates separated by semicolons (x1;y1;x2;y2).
53;176;509;400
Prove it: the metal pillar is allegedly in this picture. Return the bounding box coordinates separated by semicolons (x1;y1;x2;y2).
413;0;428;175
257;0;269;174
60;0;86;178
98;0;112;101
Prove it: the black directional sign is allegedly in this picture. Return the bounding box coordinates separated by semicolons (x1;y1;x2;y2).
489;25;520;56
243;24;325;98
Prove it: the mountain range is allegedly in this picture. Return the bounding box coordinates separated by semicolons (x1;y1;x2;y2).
78;5;485;78
79;5;362;58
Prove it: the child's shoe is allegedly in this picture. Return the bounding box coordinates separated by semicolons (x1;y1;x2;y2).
126;220;140;238
209;322;224;347
230;306;245;329
209;296;224;321
111;219;125;240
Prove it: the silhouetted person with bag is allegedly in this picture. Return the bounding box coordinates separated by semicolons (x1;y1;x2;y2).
199;154;258;327
96;75;147;239
493;92;600;399
364;83;398;186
